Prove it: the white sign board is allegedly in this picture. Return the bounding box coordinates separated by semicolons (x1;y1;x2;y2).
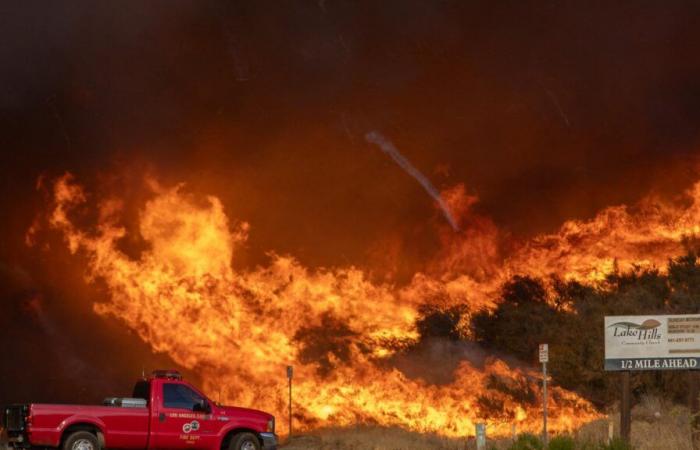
539;344;549;363
605;315;700;371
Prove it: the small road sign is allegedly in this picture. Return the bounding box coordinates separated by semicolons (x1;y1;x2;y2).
539;344;549;363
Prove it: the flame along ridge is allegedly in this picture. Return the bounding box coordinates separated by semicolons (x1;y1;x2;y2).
40;173;700;436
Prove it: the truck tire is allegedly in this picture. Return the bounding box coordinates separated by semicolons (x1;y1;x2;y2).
229;432;261;450
63;431;100;450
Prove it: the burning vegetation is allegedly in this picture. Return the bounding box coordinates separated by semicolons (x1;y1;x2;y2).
3;2;700;446
27;170;700;438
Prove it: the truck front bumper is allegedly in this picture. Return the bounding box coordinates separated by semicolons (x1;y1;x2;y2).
259;432;278;450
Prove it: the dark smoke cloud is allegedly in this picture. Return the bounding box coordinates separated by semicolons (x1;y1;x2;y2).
3;0;700;403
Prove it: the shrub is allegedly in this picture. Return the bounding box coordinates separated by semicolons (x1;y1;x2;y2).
509;433;544;450
547;435;575;450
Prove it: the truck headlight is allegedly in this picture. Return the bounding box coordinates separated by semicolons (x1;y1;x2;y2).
266;418;275;433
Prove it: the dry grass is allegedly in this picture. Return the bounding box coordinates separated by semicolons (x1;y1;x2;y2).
282;396;696;450
283;426;466;450
572;395;693;450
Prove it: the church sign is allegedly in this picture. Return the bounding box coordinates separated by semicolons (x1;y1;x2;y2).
604;315;700;371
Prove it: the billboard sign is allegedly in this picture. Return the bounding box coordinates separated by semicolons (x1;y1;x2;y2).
605;315;700;371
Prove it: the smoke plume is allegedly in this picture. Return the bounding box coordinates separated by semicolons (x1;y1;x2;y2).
366;130;460;231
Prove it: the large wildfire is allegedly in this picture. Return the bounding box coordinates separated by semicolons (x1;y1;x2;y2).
4;0;700;443
30;171;700;438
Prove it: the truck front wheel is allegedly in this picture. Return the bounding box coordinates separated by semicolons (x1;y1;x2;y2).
63;431;99;450
229;432;261;450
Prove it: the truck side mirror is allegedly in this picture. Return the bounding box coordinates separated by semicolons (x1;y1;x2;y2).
193;399;211;414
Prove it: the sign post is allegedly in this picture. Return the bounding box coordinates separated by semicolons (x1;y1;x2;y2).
539;344;549;446
287;366;293;439
605;315;700;445
620;370;631;444
475;423;486;450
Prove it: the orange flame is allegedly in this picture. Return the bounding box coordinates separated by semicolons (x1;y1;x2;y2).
44;172;700;437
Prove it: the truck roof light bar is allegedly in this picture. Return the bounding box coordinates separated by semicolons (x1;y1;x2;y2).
151;370;182;380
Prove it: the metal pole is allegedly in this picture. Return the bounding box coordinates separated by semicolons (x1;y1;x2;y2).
475;423;486;450
288;377;292;437
621;371;631;444
287;366;293;439
543;361;548;446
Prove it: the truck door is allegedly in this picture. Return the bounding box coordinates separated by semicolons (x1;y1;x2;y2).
150;381;217;449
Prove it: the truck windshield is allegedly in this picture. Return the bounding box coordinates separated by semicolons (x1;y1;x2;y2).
163;383;205;410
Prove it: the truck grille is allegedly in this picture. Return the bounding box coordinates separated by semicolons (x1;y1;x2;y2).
3;405;27;432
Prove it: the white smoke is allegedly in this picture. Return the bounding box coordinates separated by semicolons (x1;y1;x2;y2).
365;130;459;231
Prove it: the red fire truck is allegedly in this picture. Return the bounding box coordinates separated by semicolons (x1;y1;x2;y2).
2;370;277;450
